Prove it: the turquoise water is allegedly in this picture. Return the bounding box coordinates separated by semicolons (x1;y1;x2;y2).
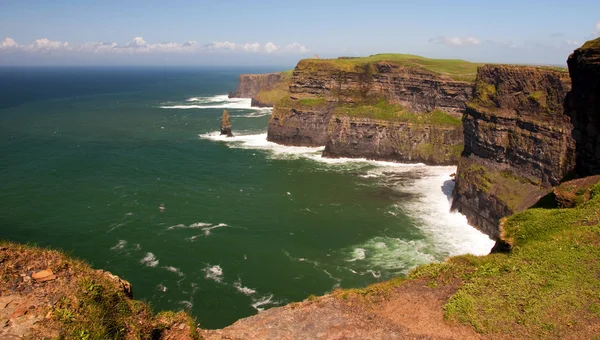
0;67;494;328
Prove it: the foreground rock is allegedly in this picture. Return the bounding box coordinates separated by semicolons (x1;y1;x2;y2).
452;64;573;239
0;243;199;339
220;110;233;137
566;37;600;175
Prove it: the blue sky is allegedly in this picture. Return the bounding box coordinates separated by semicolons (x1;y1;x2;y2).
1;0;599;66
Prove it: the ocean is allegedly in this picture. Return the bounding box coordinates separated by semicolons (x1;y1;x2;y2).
0;67;494;329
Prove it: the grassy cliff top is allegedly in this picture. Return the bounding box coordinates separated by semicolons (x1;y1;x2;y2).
296;54;482;82
0;241;200;339
580;37;600;50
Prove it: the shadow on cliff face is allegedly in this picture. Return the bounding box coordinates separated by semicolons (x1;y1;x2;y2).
441;179;454;202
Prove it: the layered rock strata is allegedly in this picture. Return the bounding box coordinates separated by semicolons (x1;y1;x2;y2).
228;72;290;107
452;65;574;239
267;57;473;163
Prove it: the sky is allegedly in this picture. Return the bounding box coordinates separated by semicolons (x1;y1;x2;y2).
1;0;599;67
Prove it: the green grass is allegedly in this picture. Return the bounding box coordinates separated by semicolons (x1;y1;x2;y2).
333;100;462;125
410;180;600;337
297;54;481;82
581;37;600;50
253;71;292;105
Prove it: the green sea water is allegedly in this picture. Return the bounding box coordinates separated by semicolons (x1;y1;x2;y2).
0;67;494;328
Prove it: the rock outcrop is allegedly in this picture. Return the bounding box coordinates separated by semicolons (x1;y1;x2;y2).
452;65;574;239
229;72;291;107
323;116;463;165
267;55;474;164
220;109;233;137
566;38;600;176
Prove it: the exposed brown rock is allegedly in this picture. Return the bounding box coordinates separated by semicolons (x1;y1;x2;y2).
267;59;469;165
452;65;574;239
553;175;600;208
220;110;233;137
31;269;56;282
566;37;600;176
323;116;463;165
229;73;285;99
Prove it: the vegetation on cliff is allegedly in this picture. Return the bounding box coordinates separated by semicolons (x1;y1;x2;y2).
327;178;600;338
296;54;481;82
0;242;200;339
334;100;462;126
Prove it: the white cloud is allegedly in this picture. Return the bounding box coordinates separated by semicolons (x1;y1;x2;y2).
242;42;261;52
265;42;278;54
564;40;580;46
429;36;481;47
1;37;17;48
595;21;600;35
204;41;237;50
285;42;309;53
0;36;309;56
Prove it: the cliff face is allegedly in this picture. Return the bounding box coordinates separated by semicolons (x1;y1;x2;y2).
566;38;600;176
229;72;290;107
323;116;463;165
452;65;574;239
267;56;474;163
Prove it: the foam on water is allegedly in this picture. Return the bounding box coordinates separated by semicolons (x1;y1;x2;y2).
233;279;257;296
160;94;272;116
111;240;127;250
201;131;495;278
202;223;228;236
140;252;159;267
163;266;185;277
203;264;224;283
251;294;278;312
167;222;211;230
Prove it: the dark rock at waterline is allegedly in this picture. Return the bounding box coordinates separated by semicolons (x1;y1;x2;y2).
220;110;233;137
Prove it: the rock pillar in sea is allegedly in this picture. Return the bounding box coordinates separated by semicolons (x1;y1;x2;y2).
220;110;233;137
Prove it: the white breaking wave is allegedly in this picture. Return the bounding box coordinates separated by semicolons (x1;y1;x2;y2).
167;222;211;230
140;252;159;267
346;248;366;262
233;279;257;296
111;240;127;250
160;94;272;115
203;264;224;283
163;266;185;277
200;131;494;278
251;294;278;312
202;223;228;236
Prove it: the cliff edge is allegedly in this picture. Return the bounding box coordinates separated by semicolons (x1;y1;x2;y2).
228;72;291;107
566;37;600;176
268;55;476;164
452;64;573;239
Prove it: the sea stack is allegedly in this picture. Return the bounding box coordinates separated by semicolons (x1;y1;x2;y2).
220;109;233;137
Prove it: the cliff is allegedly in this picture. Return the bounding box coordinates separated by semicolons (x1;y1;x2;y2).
452;65;574;239
566;37;600;176
229;72;291;107
268;54;476;164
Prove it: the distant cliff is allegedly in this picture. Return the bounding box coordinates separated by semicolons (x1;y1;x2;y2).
229;72;291;107
267;55;476;164
452;65;573;239
566;38;600;176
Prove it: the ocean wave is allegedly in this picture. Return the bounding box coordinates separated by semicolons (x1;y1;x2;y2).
167;222;212;230
160;94;272;115
140;252;159;267
251;294;278;312
111;240;127;250
203;264;224;283
163;266;185;277
233;279;257;296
